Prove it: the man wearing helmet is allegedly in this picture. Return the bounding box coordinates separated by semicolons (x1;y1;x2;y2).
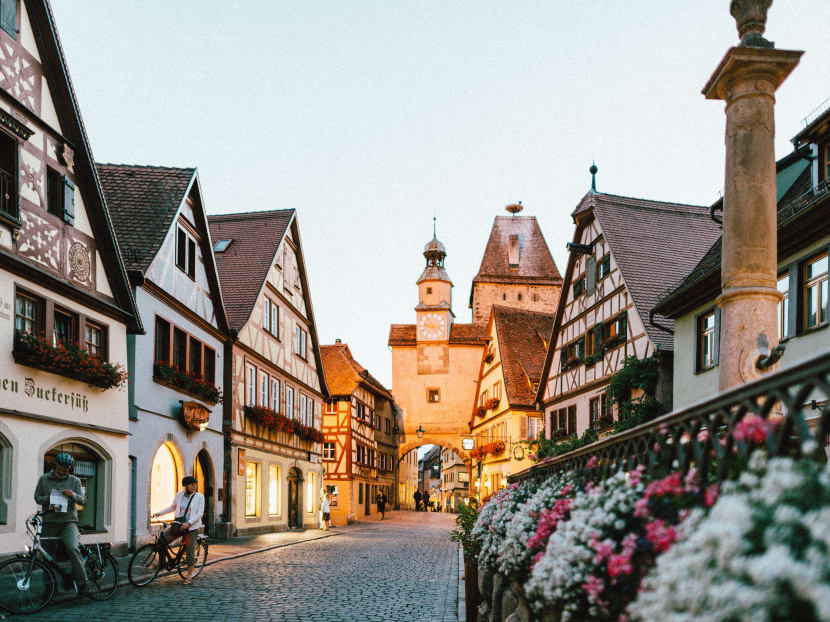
33;452;88;594
152;475;204;585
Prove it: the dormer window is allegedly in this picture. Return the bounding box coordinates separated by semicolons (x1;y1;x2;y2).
213;239;232;253
176;225;196;279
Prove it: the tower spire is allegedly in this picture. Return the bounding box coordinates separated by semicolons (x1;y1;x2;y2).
590;161;598;193
433;216;436;237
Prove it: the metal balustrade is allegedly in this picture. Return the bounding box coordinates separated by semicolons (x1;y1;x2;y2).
510;349;830;484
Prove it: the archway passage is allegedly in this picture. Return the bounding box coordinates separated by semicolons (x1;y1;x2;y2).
397;443;473;514
194;450;214;536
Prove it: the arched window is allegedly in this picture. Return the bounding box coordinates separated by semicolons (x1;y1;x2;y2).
150;443;179;515
44;442;103;531
0;433;10;525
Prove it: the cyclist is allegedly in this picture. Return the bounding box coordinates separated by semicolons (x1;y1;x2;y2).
152;475;204;585
33;452;88;595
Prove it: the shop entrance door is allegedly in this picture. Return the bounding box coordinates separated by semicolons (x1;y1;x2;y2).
287;467;302;529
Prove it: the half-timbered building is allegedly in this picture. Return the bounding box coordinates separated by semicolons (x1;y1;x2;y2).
320;342;399;523
470;306;553;495
654;106;830;415
99;164;229;547
0;1;141;556
537;187;721;439
209;210;328;535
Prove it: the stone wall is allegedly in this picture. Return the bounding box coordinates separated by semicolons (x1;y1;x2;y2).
471;283;561;325
476;567;539;622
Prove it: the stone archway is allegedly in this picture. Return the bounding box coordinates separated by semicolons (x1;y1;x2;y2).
193;450;215;536
397;436;470;470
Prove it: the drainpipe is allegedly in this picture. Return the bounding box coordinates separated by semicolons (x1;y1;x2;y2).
702;1;802;392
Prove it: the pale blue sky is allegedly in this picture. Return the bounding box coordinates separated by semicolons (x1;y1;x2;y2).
51;1;830;390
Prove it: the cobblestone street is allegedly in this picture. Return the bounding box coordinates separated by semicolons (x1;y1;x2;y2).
15;511;459;622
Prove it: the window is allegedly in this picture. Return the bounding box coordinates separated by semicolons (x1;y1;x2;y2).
306;472;315;513
356;445;365;464
173;327;187;370
385;418;391;434
527;417;542;440
0;0;16;38
0;130;16;219
589;398;600;426
358;482;363;504
44;442;103;531
46;167;62;217
493;382;501;401
804;252;828;330
150;442;179;516
14;292;38;335
204;346;215;384
175;226;197;279
356;403;366;420
245;462;259;517
300;394;307;425
323;442;335;460
294;326;308;358
697;309;718;372
84;322;103;356
585;327;596;357
268;465;281;516
479;390;488;407
427;388;440;403
286;387;295;419
778;273;790;339
597;254;611;280
601;393;613;420
573;277;585;297
213;239;232;253
567;405;577;435
517;293;522;301
308;399;315;426
260;371;269;406
246;363;256;406
271;378;280;412
426;287;432;295
53;309;74;345
189;336;203;377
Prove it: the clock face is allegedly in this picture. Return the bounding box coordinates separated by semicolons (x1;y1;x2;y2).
418;313;446;340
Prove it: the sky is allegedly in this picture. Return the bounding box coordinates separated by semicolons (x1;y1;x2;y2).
50;1;830;391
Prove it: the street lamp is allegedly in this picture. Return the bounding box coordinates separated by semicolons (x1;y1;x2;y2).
416;424;424;439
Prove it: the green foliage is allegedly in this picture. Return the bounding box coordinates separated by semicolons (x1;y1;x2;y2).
534;427;599;461
608;352;666;432
450;499;481;564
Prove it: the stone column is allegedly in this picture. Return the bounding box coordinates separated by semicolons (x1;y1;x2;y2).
702;1;802;391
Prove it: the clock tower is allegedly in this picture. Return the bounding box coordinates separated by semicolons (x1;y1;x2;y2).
416;233;454;342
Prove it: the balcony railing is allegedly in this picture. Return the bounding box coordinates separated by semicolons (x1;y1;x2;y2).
510;349;830;485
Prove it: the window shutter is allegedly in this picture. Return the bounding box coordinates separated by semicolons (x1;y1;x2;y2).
62;176;74;225
586;257;596;294
263;298;270;330
520;415;528;440
593;324;603;350
0;0;17;39
713;306;721;365
618;312;627;340
271;304;279;337
787;263;798;337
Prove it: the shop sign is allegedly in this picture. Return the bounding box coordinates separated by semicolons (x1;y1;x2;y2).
181;401;210;430
0;374;89;412
461;437;474;450
237;448;246;475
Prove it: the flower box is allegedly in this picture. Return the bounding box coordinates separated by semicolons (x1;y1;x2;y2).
474;406;488;418
244;405;324;443
584;352;602;367
485;398;500;411
153;362;222;404
12;332;127;390
562;357;582;371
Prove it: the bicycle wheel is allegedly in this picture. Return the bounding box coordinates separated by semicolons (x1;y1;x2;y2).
177;538;208;579
85;552;119;600
127;544;161;587
0;557;57;614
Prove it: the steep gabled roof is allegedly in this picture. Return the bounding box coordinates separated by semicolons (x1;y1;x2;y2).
492;306;554;408
387;322;488;346
22;1;141;332
207;210;293;332
320;343;393;401
97;164;195;272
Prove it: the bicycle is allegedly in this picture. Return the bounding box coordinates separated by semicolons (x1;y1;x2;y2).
127;518;208;587
0;511;119;614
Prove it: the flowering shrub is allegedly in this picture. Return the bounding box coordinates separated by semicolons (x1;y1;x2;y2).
470;441;506;460
153;362;222;403
474;406;487;418
473;482;538;572
630;452;830;622
13;332;127;390
245;405;324;443
498;471;578;582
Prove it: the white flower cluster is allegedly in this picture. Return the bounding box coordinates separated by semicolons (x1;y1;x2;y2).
473;483;537;572
525;470;644;621
629;452;830;622
497;471;574;581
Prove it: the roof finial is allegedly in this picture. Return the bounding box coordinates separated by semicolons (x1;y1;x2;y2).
590;161;598;193
505;201;523;215
433;216;437;237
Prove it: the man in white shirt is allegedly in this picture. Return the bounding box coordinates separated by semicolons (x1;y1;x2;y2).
152;475;204;584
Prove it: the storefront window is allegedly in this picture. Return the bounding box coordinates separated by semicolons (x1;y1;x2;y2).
245;461;259;517
306;471;315;513
269;465;281;516
44;442;102;531
150;443;179;516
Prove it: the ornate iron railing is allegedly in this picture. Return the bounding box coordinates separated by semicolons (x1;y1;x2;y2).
510;349;830;485
803;96;830;127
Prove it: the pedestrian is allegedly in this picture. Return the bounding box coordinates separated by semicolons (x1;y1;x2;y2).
422;489;431;512
376;489;387;520
152;475;204;585
320;492;332;530
413;488;422;511
34;452;88;595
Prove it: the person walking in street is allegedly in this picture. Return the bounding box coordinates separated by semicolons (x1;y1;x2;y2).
422;489;431;512
376;489;387;520
413;489;422;511
320;492;332;530
152;475;204;585
34;452;88;595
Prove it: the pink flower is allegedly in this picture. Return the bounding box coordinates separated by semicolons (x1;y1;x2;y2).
733;414;774;445
704;484;719;508
531;550;544;568
645;519;677;553
592;536;614;565
607;552;633;577
583;574;605;599
629;465;645;487
697;429;709;442
586;455;599;469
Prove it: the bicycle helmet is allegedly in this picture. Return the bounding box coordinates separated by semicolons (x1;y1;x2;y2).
182;476;198;486
54;452;74;467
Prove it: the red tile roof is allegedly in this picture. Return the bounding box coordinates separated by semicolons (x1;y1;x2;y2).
320;343;393;400
387;322;488;346
97;164;195;272
473;216;562;285
208;210;293;331
492;306;554;408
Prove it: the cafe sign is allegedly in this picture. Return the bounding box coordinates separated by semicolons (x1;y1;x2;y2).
181;401;210;431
